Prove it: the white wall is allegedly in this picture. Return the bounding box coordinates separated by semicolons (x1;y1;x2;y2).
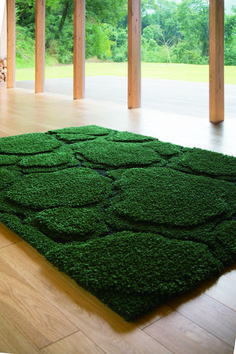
0;0;7;60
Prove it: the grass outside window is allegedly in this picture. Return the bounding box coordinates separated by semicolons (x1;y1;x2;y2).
15;63;236;85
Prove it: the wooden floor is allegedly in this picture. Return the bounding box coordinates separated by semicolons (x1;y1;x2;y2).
0;86;236;354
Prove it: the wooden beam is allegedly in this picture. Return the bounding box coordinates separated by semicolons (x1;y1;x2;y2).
35;0;45;93
7;0;15;88
128;0;141;109
209;0;224;123
73;0;85;99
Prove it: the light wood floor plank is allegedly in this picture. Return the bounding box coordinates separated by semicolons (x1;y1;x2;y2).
144;311;233;354
221;264;236;282
41;331;106;354
134;303;173;329
198;275;236;312
0;312;40;354
1;87;236;157
168;290;236;347
0;256;78;349
0;222;21;249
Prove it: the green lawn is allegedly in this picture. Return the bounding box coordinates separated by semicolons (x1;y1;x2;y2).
15;62;236;85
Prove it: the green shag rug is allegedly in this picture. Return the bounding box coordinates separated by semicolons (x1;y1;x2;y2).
1;125;236;321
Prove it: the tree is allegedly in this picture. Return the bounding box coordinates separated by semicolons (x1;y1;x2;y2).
14;0;236;66
142;0;180;44
16;0;127;64
177;0;209;60
141;0;180;63
224;8;236;65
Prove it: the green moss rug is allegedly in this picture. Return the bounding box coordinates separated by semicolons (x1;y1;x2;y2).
1;125;236;321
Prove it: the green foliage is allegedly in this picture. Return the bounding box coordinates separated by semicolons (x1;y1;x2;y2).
177;0;209;57
15;0;236;66
224;10;236;65
16;25;35;68
225;44;236;65
15;0;35;31
172;40;207;64
58;22;74;64
86;21;113;60
86;0;126;25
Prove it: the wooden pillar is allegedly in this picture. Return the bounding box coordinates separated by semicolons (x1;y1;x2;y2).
128;0;141;109
209;0;224;123
7;0;15;88
35;0;45;93
73;0;85;99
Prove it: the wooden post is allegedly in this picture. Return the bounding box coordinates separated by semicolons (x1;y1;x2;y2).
128;0;141;109
73;0;85;99
209;0;224;123
35;0;45;93
7;0;15;88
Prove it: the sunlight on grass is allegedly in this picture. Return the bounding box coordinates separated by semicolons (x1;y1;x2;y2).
15;63;236;85
142;63;209;82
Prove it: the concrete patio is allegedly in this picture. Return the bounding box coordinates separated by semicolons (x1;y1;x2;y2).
16;76;236;119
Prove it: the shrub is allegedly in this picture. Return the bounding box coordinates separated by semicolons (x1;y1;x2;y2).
16;25;35;68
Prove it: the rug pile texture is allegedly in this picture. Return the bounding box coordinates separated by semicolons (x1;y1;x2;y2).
0;125;236;320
